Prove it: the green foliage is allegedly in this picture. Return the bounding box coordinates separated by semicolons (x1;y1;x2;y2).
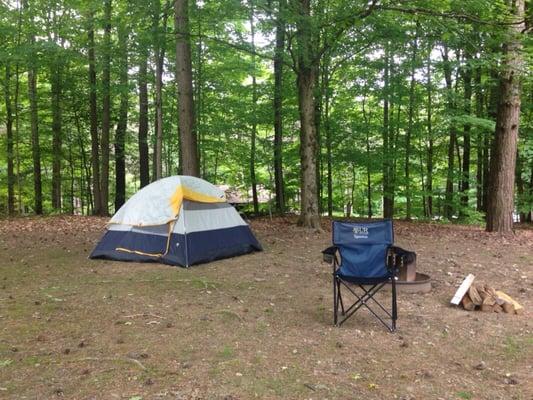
0;0;531;222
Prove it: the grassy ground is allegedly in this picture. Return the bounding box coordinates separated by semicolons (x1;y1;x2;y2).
0;216;531;400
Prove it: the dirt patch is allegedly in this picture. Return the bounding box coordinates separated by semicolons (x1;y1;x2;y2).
0;216;531;399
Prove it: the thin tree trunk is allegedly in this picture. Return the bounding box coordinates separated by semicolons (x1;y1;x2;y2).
426;48;433;217
138;52;150;188
324;65;333;217
175;0;199;176
74;109;93;214
295;0;320;229
474;65;484;211
273;0;285;213
100;0;112;216
3;64;15;215
405;25;418;220
442;46;457;220
88;10;101;215
249;0;259;214
382;47;393;218
153;0;169;181
362;94;372;218
193;1;205;176
51;61;62;211
486;0;525;233
516;151;525;222
114;25;128;212
461;51;473;215
26;2;42;215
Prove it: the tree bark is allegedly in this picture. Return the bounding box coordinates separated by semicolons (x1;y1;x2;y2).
3;64;15;215
249;0;259;214
51;60;62;211
26;1;42;215
474;65;484;211
175;0;199;176
295;0;320;229
138;52;150;188
426;48;433;217
153;0;169;181
486;0;525;233
273;0;285;213
323;64;333;217
114;25;128;212
382;47;393;218
461;51;473;215
100;0;112;216
88;10;101;215
405;25;418;220
442;46;457;220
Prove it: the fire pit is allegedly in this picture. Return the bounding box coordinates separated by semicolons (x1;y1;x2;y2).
390;252;431;293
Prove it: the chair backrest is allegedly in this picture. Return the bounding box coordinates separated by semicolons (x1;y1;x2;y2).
332;220;393;278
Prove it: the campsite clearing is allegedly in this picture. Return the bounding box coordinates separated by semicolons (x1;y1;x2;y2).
0;216;531;399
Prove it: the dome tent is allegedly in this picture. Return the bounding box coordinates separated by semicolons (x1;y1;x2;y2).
90;176;262;267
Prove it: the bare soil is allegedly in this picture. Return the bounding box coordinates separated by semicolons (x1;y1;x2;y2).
0;216;531;400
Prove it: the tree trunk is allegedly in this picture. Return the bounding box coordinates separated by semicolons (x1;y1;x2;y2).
100;0;112;216
153;0;169;181
295;0;320;229
273;0;285;213
138;52;150;188
474;65;484;211
51;61;62;211
426;48;433;217
461;51;473;215
249;1;259;214
486;0;525;233
405;26;418;220
175;0;199;176
88;10;101;215
362;94;372;218
27;4;42;215
324;65;333;217
114;25;128;212
442;46;457;220
382;47;393;218
3;64;15;215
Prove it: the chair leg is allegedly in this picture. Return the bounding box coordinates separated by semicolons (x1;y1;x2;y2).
391;276;398;332
333;276;339;326
338;280;345;315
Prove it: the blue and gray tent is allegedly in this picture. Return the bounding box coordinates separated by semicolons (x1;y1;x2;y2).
90;176;262;267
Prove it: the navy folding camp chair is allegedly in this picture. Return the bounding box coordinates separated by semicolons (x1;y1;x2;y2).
322;220;407;332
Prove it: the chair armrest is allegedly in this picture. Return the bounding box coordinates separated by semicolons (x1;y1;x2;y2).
322;246;338;264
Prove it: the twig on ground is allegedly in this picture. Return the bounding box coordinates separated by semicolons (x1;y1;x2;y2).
68;357;147;371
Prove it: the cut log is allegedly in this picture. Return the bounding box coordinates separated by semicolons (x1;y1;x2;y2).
493;304;503;313
481;296;496;312
495;291;524;315
451;274;475;305
468;285;483;306
461;294;475;311
484;285;497;298
502;302;514;314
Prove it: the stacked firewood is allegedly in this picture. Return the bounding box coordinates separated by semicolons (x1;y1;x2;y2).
461;284;522;314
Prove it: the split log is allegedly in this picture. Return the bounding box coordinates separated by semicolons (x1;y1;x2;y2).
493;304;503;313
481;296;496;312
468;285;483;306
502;302;514;314
461;294;475;311
495;291;524;315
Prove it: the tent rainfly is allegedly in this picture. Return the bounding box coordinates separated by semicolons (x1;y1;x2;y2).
90;176;262;267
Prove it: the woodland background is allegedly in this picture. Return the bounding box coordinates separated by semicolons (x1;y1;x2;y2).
0;0;531;232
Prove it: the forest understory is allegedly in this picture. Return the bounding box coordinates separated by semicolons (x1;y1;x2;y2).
0;216;531;400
